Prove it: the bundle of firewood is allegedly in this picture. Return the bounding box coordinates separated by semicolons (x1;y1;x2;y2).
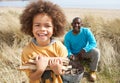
18;52;84;75
18;57;72;71
17;53;84;83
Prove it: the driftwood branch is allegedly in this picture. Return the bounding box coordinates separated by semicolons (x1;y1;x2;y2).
17;57;72;71
18;64;72;71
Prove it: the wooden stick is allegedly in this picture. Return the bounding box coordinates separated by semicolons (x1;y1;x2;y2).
18;57;71;71
17;64;72;71
27;58;70;66
27;57;70;63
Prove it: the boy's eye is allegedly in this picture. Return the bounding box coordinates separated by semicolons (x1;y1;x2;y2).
46;25;52;28
35;24;40;27
33;23;53;29
45;24;53;28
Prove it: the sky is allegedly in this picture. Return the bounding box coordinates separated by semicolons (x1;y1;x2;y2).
0;0;120;9
50;0;120;9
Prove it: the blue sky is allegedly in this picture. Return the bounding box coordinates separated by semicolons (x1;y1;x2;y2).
0;0;120;9
51;0;120;9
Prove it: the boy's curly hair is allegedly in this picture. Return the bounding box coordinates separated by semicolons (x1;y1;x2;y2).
20;0;66;37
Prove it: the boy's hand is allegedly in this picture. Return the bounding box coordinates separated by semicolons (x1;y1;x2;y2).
35;56;48;72
49;58;64;75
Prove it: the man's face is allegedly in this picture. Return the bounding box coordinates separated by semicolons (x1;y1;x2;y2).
72;18;82;34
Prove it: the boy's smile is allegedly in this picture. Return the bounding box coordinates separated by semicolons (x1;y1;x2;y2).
32;13;54;46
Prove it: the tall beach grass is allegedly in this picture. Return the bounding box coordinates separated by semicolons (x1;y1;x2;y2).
0;7;120;83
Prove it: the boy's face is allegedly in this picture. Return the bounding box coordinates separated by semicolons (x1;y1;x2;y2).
72;18;82;34
32;13;53;46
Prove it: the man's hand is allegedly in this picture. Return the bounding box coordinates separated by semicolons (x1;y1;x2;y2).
69;55;75;60
77;49;86;60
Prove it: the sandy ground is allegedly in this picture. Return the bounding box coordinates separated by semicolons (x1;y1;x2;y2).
63;8;120;22
0;7;120;22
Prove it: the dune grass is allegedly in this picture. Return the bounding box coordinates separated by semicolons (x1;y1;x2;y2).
0;7;120;83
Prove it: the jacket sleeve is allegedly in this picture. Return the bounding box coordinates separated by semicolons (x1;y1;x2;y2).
64;34;73;58
83;28;97;52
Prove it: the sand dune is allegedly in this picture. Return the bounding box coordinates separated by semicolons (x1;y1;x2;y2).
63;8;120;22
0;7;120;22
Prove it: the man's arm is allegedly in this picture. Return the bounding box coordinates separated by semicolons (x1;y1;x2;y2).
64;34;73;58
83;28;97;52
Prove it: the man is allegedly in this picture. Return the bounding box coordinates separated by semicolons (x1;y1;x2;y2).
64;17;100;82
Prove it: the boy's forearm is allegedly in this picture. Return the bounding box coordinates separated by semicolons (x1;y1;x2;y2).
18;63;72;70
29;69;44;81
